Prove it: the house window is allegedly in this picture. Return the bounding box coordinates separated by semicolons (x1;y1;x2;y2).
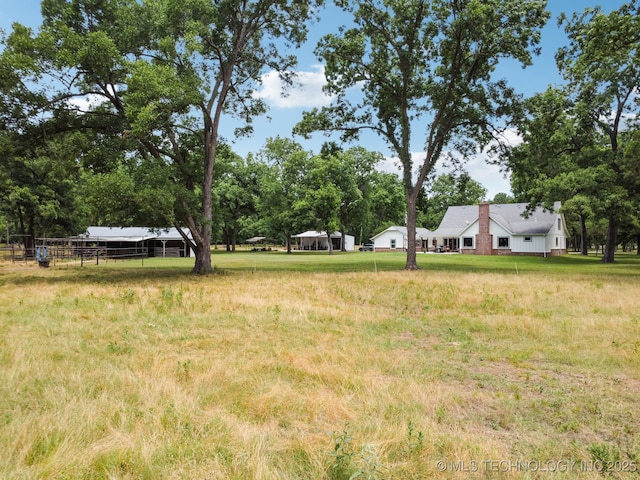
498;237;509;248
463;237;473;247
390;239;396;249
558;218;561;231
524;236;532;242
556;237;559;247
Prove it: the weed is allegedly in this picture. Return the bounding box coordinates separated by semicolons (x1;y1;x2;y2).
107;341;131;354
351;443;384;480
328;424;356;480
407;420;425;453
434;283;458;307
559;420;581;433
588;443;621;474
118;288;136;304
481;292;505;313
159;285;184;309
435;405;446;424
24;430;63;465
178;360;192;382
327;426;384;480
512;386;521;401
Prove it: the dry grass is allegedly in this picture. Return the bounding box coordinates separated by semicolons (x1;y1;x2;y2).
1;260;639;479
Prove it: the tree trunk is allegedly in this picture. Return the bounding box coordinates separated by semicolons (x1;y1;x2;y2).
327;232;333;255
636;234;640;255
285;233;292;254
601;215;618;264
191;236;212;274
189;220;213;274
579;214;588;256
405;193;418;270
224;228;231;252
340;226;347;252
192;105;217;275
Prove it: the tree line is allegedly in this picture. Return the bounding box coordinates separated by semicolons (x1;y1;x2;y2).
1;0;638;272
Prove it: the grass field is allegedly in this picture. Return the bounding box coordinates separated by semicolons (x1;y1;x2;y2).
1;251;639;479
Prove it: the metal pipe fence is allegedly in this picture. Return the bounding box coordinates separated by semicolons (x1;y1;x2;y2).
0;245;148;265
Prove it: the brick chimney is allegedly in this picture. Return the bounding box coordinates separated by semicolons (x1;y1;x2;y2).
475;202;493;255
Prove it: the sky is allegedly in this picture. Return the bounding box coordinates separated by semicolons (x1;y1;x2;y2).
0;0;628;199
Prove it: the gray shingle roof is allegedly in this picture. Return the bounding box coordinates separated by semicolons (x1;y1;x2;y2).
433;203;558;237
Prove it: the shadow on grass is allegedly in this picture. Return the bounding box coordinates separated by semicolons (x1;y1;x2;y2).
2;251;639;286
0;264;199;286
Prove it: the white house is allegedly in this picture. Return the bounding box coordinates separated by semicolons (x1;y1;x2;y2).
370;226;433;252
431;202;568;256
293;231;355;251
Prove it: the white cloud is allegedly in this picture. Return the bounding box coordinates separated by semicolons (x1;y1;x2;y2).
485;128;522;152
463;154;512;199
65;93;110;113
254;65;335;109
379;129;521;200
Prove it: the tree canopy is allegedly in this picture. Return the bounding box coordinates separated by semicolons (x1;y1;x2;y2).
505;0;640;262
294;0;549;269
418;172;487;230
2;0;639;263
1;0;323;273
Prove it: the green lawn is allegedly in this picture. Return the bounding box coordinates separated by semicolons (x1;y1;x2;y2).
66;249;640;277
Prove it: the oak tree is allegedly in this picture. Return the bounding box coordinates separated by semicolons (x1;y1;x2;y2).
2;0;322;273
556;1;640;262
294;0;548;269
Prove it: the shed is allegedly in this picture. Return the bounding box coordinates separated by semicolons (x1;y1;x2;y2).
79;226;193;257
370;226;432;252
293;231;355;251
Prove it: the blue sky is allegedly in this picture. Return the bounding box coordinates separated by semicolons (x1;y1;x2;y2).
0;0;628;198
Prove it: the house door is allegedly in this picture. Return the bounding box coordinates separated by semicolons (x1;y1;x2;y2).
444;238;459;251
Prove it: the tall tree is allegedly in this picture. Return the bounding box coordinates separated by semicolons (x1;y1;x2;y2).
556;1;640;262
621;130;640;254
491;192;514;204
256;137;313;253
0;23;91;247
419;172;487;230
294;0;548;269
296;154;342;254
366;170;406;239
504;87;607;256
212;148;260;252
318;145;381;250
0;125;88;249
2;0;322;274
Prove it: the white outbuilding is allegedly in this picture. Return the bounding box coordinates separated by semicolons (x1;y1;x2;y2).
370;226;433;252
293;231;355;251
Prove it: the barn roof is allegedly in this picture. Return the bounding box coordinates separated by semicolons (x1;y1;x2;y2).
294;231;351;239
79;226;192;242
